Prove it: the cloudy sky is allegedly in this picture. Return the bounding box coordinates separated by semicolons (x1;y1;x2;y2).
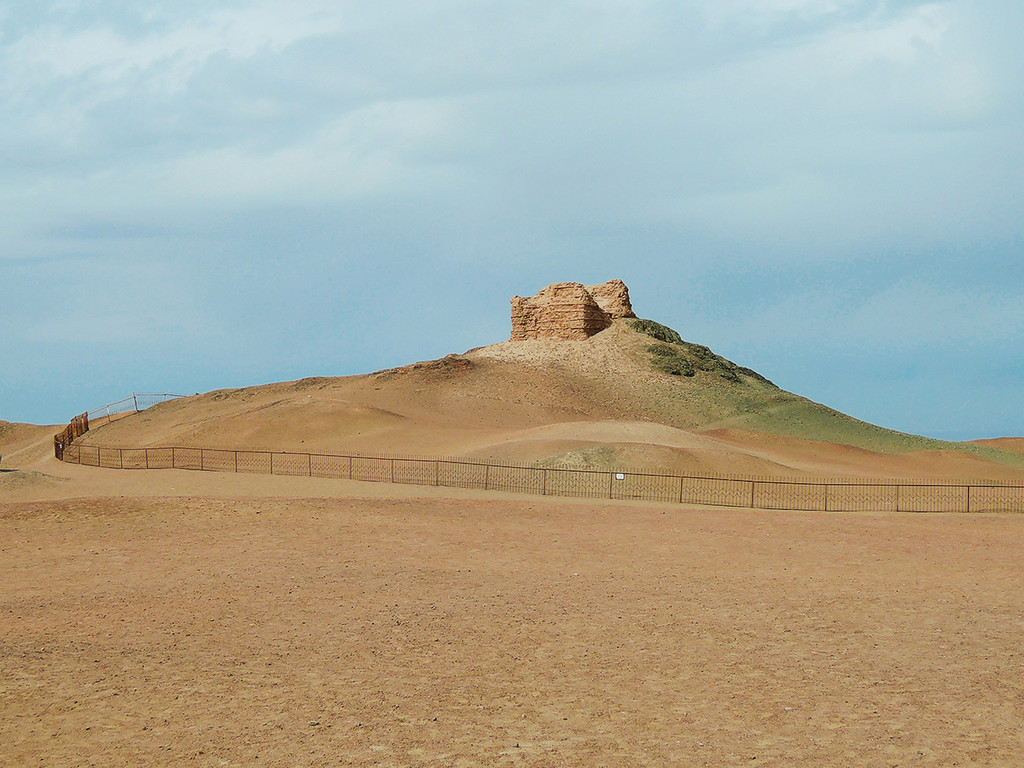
3;0;1022;440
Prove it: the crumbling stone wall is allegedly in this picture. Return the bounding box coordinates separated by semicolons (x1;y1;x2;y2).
510;280;636;341
585;279;635;320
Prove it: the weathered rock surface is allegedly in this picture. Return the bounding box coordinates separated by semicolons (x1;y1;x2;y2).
585;279;635;320
510;280;635;341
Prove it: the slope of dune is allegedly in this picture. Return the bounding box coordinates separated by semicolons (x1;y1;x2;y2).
0;421;70;493
0;421;58;467
70;320;1024;480
969;437;1024;454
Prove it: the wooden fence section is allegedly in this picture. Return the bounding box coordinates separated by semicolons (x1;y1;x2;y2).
53;413;89;461
55;441;1024;513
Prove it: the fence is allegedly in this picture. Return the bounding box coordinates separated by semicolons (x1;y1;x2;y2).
54;394;183;461
53;413;89;461
86;393;186;427
54;438;1024;514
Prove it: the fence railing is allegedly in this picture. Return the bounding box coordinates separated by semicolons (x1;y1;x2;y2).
53;438;1024;514
53;414;89;461
54;394;184;461
86;393;186;426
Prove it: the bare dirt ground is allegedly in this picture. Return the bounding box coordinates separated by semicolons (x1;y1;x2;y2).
3;458;1024;767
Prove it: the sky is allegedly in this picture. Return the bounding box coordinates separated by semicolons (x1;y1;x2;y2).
2;0;1022;440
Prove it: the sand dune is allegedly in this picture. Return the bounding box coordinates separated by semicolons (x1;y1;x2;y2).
0;421;58;469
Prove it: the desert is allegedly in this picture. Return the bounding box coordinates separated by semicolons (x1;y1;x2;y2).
3;284;1024;767
7;3;1024;764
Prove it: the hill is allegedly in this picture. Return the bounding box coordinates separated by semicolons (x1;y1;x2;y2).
0;421;57;467
72;318;1024;481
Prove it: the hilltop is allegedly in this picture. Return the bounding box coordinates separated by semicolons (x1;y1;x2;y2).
67;305;1024;480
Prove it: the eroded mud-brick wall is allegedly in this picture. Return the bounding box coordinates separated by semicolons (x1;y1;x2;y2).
510;280;635;341
585;279;635;321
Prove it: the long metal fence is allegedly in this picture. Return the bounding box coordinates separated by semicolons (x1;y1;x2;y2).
53;394;183;461
86;393;186;427
54;437;1024;514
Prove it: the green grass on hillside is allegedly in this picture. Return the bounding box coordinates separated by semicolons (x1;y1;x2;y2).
627;318;683;344
623;318;1024;470
629;318;774;386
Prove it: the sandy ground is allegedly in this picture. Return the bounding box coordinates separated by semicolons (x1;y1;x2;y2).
4;331;1024;768
3;455;1024;767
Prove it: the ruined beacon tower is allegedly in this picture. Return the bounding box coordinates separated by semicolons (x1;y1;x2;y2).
510;279;636;341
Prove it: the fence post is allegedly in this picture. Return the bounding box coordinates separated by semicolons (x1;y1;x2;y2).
608;472;613;499
679;476;684;504
966;485;971;514
270;452;274;475
145;448;149;469
750;481;756;509
390;458;395;484
824;484;829;512
133;393;139;412
896;484;901;513
348;456;353;480
542;469;548;496
119;448;123;469
434;460;439;486
201;449;205;471
172;447;176;468
234;450;238;473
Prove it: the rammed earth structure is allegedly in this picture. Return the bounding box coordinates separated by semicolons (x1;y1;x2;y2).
510;279;636;341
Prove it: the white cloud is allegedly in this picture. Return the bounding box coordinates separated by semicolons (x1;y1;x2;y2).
0;0;1012;253
156;98;464;205
4;2;345;85
703;0;851;30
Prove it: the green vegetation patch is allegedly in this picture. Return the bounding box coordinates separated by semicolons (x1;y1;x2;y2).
627;318;683;345
646;344;695;377
631;317;776;386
